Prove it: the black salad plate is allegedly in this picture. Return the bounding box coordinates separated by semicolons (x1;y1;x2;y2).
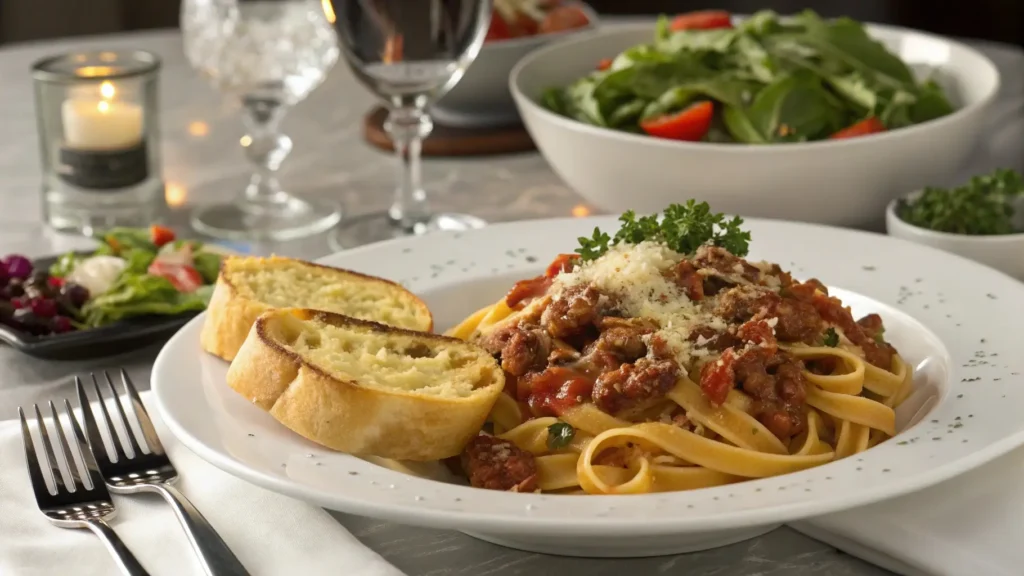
0;253;200;360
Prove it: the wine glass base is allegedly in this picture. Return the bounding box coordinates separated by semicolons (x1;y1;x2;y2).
191;197;341;242
329;212;486;251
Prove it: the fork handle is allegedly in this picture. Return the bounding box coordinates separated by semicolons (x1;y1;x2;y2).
146;483;252;576
85;519;152;576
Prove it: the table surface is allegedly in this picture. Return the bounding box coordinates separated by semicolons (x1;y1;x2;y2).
2;22;1023;576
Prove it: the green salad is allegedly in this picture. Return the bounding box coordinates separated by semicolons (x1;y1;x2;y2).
50;226;223;329
541;9;955;143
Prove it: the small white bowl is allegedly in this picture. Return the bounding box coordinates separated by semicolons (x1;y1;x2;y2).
510;22;1001;228
886;194;1024;279
432;4;598;128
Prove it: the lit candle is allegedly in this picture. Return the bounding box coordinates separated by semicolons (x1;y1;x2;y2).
61;81;143;150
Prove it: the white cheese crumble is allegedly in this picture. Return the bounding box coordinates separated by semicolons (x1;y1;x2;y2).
66;255;127;296
552;242;728;372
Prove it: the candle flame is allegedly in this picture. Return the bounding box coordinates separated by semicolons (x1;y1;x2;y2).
97;100;110;113
165;182;189;208
321;0;336;23
100;81;115;99
188;121;210;138
571;204;591;218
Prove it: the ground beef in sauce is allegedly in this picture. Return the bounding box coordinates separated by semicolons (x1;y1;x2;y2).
541;285;601;338
687;325;741;352
693;245;761;283
586;318;655;362
715;286;821;343
668;260;704;300
500;327;552;377
461;435;538;492
812;293;893;369
732;348;808;440
592;357;680;414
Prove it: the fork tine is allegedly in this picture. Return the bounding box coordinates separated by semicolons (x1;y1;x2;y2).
49;400;84;492
120;368;163;455
19;407;52;499
77;376;112;466
90;373;129;462
33;404;66;493
103;371;142;458
65;399;105;493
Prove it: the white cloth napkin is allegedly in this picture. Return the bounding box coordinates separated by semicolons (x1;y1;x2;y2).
0;393;406;576
793;444;1024;576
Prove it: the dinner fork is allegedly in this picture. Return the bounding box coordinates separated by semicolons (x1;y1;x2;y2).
19;401;151;576
77;370;251;576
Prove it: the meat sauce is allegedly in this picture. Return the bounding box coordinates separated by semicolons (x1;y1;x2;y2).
462;251;899;490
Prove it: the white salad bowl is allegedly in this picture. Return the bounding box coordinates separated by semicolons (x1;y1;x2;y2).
510;22;1000;228
432;3;598;128
886;194;1024;279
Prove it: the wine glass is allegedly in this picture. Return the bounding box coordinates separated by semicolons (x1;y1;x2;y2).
181;0;342;241
329;0;490;249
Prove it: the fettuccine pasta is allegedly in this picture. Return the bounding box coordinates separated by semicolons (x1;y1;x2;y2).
443;215;913;495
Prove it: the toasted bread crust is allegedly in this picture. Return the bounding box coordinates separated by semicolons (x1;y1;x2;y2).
226;309;504;461
200;256;433;361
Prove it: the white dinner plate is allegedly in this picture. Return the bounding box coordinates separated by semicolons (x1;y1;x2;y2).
153;216;1024;557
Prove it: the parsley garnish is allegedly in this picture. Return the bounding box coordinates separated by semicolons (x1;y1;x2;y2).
546;422;576;450
896;169;1023;235
575;227;611;261
574;201;752;261
822;327;839;347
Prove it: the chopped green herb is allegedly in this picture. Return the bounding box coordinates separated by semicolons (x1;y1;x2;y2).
546;422;576;450
575;227;611;261
822;327;839;347
575;201;751;261
896;168;1024;235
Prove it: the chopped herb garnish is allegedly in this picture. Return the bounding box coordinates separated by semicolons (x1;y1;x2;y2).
575;201;751;261
896;168;1024;235
575;227;611;261
822;327;839;347
547;422;576;450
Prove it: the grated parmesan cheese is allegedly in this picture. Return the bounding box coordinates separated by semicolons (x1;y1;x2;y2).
552;242;728;371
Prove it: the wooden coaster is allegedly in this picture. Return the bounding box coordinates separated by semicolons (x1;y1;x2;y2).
362;107;536;157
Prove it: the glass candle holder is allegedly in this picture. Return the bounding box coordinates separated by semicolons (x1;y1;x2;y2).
32;50;163;235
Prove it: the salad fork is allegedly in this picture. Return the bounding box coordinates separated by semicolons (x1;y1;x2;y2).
77;370;251;576
19;401;151;576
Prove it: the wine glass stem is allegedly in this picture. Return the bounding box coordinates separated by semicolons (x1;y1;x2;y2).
385;108;432;230
241;97;294;210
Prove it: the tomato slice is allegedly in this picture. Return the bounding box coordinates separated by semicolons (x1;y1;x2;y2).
148;261;204;293
485;13;512;41
670;10;732;31
639;101;714;141
539;5;591;34
596;58;613;71
830;117;886;139
150;224;175;247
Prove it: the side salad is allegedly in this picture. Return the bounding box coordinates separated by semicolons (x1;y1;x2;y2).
0;226;223;336
541;10;955;143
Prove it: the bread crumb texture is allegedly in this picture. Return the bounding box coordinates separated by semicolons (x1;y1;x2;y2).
270;313;496;399
226;256;430;330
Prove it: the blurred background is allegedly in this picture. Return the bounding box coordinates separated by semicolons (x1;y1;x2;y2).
2;0;1022;47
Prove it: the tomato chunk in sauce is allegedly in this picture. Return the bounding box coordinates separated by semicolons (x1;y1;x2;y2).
525;366;595;417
